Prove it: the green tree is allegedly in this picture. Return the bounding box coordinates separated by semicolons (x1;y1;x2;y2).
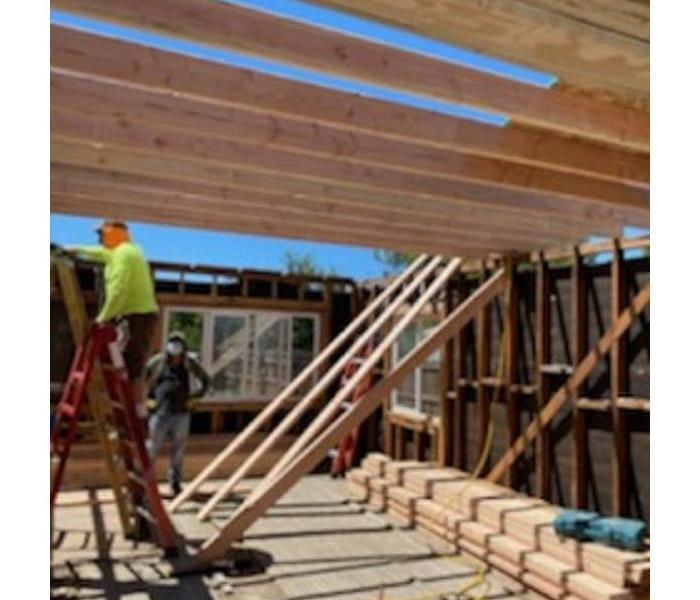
281;250;336;276
373;250;418;275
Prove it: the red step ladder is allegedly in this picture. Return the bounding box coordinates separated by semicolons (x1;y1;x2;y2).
330;345;375;476
51;324;178;553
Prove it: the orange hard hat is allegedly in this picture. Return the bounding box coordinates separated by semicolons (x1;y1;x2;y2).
95;220;130;249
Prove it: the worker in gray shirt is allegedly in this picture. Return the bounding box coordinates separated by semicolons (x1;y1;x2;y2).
145;331;210;496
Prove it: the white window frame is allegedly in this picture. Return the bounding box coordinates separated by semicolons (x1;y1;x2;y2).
161;305;320;403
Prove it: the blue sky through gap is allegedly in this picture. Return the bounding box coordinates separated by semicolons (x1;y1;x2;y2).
50;3;647;276
51;9;509;126
50;214;389;279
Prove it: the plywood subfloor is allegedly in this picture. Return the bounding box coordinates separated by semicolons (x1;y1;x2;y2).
52;475;535;600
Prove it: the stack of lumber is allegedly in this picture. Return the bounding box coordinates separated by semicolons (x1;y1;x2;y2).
360;453;391;511
346;455;649;600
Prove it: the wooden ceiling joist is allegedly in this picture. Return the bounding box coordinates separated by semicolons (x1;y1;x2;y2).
53;190;551;257
50;193;546;257
307;0;649;106
51;164;611;251
50;2;648;149
51;141;621;247
51;71;648;212
51;27;649;185
50;111;647;229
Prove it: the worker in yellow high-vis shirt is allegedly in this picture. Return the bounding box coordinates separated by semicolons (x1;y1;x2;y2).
66;220;159;418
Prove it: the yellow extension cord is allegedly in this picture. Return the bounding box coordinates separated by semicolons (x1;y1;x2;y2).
379;265;513;600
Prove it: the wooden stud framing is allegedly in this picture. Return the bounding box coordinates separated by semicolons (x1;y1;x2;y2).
571;246;589;508
437;278;456;466
504;256;520;488
476;263;493;468
535;252;552;499
453;274;469;470
487;282;649;483
611;239;631;516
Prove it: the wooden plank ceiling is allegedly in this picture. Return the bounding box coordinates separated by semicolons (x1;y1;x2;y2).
50;0;649;258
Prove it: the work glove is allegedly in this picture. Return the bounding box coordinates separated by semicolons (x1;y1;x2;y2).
147;398;157;411
186;398;200;411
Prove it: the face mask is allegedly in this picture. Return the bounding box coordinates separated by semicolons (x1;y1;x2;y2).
166;340;185;357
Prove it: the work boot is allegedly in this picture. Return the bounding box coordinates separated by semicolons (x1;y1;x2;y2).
171;481;182;497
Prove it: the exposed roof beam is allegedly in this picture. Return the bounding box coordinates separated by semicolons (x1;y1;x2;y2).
51;26;649;184
51;111;648;228
307;0;649;106
50;2;648;149
52;141;622;244
51;71;648;212
52;164;606;251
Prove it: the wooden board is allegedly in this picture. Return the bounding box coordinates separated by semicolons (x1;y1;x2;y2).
193;269;505;563
51;160;631;254
306;0;649;106
52;1;648;147
51;72;649;206
51;26;649;184
50;111;648;223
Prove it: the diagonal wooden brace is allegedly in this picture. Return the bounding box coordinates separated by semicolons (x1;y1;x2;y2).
192;268;505;564
486;282;650;483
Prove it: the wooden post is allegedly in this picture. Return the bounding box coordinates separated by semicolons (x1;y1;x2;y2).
611;239;630;516
476;263;492;469
535;252;552;499
438;278;456;466
571;246;589;508
504;256;520;488
382;318;394;457
454;274;469;469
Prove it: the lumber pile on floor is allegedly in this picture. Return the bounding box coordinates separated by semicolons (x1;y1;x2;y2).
348;455;650;600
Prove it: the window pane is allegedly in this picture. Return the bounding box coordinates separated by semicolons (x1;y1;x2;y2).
210;314;248;400
254;315;291;398
166;311;204;358
292;316;316;393
392;323;419;412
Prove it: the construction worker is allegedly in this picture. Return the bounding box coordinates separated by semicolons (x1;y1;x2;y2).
66;221;159;418
145;332;210;496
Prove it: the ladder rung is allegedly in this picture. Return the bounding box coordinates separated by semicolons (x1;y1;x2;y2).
126;471;147;489
135;505;156;524
340;401;353;411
